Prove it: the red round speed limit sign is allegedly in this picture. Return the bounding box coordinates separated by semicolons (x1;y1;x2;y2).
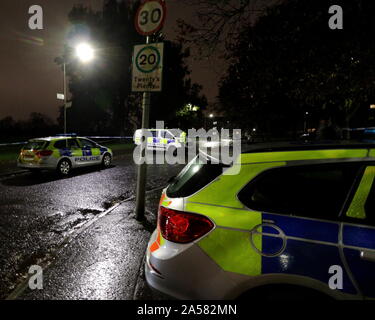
135;0;167;36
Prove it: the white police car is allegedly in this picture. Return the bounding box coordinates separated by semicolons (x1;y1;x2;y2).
134;129;186;152
18;135;113;175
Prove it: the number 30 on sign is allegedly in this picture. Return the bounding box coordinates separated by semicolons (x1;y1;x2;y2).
135;0;167;36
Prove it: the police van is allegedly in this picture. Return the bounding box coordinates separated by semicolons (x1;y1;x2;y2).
18;135;113;176
134;129;186;152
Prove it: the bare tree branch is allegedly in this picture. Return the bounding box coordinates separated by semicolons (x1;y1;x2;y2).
176;0;279;58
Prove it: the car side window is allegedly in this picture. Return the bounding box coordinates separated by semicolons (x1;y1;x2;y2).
54;140;67;149
68;139;80;149
238;163;362;221
164;132;174;139
79;139;96;148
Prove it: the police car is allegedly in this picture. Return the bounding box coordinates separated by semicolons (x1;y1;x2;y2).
17;135;113;176
146;142;375;300
134;129;186;152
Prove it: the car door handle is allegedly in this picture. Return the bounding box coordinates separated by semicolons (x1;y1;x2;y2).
360;250;375;262
263;219;275;224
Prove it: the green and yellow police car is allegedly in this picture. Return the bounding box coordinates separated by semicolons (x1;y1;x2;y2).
146;142;375;300
18;135;113;176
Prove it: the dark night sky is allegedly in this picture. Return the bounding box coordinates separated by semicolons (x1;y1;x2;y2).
0;0;220;121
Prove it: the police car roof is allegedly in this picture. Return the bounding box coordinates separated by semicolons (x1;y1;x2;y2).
29;137;60;141
138;128;181;132
30;136;83;141
242;140;375;154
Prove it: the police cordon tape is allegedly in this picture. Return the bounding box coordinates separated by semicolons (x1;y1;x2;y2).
0;136;133;147
0;141;27;147
87;136;133;139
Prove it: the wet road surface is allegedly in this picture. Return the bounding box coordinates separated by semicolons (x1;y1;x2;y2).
19;195;163;300
0;153;183;299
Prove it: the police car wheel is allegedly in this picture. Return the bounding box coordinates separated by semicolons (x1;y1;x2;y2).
102;153;112;168
57;159;71;176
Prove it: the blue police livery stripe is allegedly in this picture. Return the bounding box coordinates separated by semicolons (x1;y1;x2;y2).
261;238;357;295
343;225;375;249
261;213;358;295
59;148;72;157
343;248;375;298
262;225;280;235
342;224;375;298
263;213;339;243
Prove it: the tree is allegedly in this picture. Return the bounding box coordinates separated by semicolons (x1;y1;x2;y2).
218;0;375;137
56;0;144;135
150;42;207;130
176;0;276;57
28;113;54;136
0;114;57;138
56;0;207;135
0;116;16;137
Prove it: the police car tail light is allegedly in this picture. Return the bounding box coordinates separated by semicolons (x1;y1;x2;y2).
158;206;214;243
36;150;53;157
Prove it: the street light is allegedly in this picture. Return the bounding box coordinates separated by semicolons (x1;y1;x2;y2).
63;61;67;134
209;114;214;118
60;43;95;134
75;43;94;63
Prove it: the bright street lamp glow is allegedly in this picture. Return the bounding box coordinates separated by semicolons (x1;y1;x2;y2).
209;114;214;118
76;43;94;63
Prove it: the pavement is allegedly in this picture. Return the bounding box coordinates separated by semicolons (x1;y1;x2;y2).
18;194;164;300
0;160;26;178
0;152;184;300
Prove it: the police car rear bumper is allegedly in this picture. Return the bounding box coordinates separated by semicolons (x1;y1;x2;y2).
145;231;238;300
17;161;54;170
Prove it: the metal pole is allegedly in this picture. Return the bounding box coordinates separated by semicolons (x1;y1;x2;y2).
63;62;67;134
135;36;151;221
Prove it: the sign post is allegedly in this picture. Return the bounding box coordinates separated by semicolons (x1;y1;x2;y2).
134;0;166;221
63;62;67;134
